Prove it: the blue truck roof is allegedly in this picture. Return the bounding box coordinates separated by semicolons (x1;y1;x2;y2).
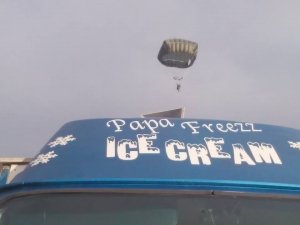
2;118;300;195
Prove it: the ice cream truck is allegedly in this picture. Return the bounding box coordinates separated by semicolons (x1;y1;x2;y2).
1;118;300;225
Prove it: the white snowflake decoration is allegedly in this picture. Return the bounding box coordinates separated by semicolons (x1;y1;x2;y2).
288;141;300;150
48;135;76;148
30;151;58;167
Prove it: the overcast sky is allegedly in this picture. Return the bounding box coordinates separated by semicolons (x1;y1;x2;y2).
1;0;300;157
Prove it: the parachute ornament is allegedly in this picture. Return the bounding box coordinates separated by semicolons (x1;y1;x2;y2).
158;39;198;92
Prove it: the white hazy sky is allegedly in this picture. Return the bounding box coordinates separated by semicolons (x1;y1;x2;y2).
1;0;300;157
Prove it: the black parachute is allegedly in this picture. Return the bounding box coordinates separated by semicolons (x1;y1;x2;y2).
158;39;198;92
158;39;198;68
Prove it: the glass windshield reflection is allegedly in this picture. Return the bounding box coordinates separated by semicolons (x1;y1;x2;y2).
0;193;300;225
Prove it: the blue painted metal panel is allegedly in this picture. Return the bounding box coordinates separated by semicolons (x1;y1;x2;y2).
0;168;9;185
4;118;300;193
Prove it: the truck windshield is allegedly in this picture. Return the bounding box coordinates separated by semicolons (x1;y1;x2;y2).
0;193;300;225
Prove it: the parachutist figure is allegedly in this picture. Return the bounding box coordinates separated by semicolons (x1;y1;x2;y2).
176;83;181;92
174;76;182;92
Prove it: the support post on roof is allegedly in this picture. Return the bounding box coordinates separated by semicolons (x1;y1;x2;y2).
0;158;32;184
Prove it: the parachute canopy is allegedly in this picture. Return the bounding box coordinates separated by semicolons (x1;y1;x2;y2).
158;39;198;68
